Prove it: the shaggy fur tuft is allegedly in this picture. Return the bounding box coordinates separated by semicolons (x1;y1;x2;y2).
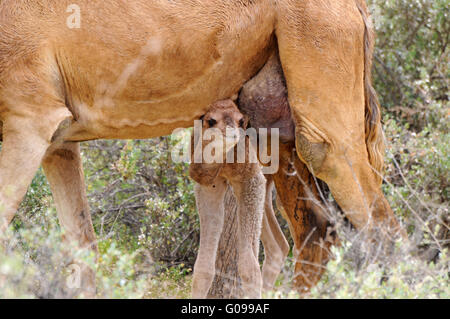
356;0;385;184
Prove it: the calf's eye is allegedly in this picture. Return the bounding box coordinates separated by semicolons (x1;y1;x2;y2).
239;119;245;128
208;119;217;127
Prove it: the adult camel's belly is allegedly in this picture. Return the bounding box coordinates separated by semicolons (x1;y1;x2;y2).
56;1;276;141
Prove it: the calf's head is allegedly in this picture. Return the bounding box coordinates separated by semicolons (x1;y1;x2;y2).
197;99;248;162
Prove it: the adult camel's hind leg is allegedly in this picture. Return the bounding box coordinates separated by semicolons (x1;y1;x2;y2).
42;142;98;297
273;143;336;291
260;175;289;291
276;0;404;244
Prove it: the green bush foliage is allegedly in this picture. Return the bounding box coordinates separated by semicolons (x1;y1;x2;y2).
82;138;199;268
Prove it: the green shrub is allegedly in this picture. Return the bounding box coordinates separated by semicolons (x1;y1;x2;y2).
82;137;199;269
369;0;448;112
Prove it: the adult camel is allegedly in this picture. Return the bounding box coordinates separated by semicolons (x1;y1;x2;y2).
0;0;405;296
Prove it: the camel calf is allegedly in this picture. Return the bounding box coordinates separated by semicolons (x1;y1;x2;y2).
189;99;267;298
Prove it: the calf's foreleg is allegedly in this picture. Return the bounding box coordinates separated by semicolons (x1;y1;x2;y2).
232;172;266;298
192;178;227;298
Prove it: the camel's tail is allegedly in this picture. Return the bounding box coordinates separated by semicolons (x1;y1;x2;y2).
356;0;385;184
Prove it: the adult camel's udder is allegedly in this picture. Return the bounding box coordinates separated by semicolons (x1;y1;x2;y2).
238;52;295;143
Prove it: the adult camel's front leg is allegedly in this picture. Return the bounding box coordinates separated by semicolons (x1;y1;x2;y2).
42;142;98;298
192;178;227;299
276;0;405;245
0;112;70;233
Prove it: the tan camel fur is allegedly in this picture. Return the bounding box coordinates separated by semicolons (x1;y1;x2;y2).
189;99;266;298
260;175;290;291
237;51;333;292
0;0;405;296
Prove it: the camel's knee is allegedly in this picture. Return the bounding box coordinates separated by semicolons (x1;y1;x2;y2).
56;208;97;254
295;131;328;174
263;237;289;268
238;247;260;277
193;260;216;280
278;238;290;261
264;249;287;274
239;261;258;283
192;259;216;298
193;260;216;282
238;251;262;297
